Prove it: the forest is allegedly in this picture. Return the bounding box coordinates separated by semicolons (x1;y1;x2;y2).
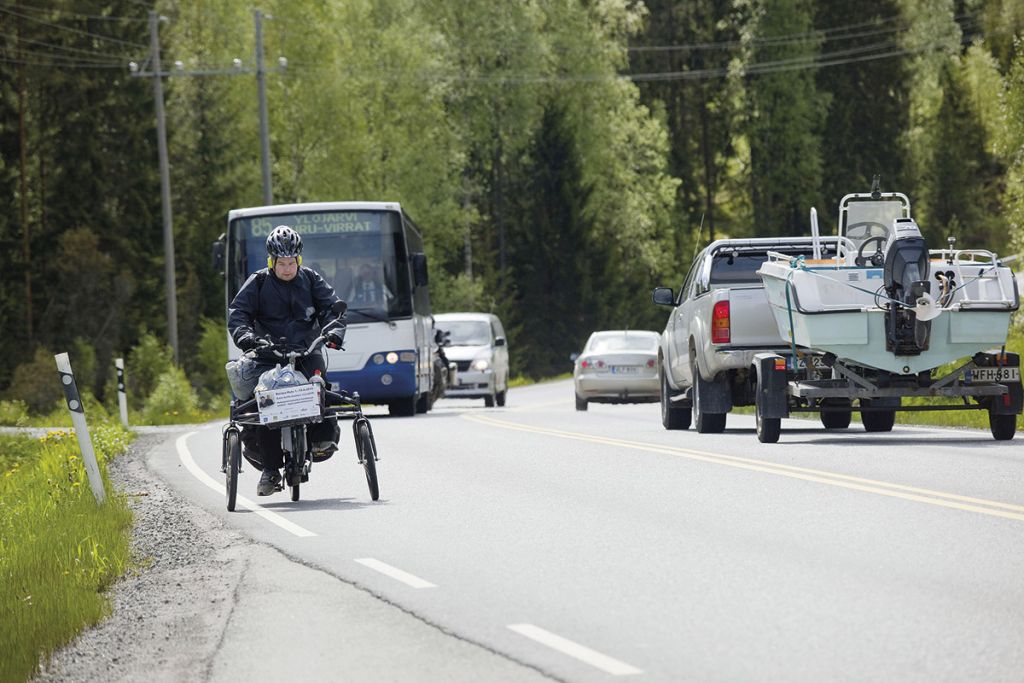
1;0;1023;399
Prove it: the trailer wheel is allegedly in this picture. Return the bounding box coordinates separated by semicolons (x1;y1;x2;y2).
862;406;896;432
820;399;852;430
755;375;780;443
989;410;1017;441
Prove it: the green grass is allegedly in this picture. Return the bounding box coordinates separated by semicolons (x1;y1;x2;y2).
0;422;134;683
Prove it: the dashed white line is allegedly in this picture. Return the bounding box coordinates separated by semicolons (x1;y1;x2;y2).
354;558;437;588
508;623;643;676
176;432;317;538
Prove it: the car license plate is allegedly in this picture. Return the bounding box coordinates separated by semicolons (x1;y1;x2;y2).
972;366;1021;382
610;365;639;375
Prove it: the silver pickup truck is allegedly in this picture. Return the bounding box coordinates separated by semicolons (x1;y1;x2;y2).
652;237;839;433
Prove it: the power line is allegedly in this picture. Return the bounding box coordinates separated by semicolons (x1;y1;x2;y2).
0;55;128;69
6;3;149;22
0;6;147;49
0;30;139;61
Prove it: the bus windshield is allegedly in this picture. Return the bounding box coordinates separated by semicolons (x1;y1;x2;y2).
228;210;413;321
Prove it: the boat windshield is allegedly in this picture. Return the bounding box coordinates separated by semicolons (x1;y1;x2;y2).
842;199;908;251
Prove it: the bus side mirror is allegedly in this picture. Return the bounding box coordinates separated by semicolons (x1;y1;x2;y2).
412;253;429;287
212;234;226;274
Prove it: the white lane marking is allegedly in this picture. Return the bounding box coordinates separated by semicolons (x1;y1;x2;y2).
176;432;316;538
354;558;437;588
508;623;643;676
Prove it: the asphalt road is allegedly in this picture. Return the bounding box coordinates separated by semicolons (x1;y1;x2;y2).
151;379;1024;682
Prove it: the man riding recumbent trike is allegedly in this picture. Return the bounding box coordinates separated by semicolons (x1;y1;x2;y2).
223;299;380;510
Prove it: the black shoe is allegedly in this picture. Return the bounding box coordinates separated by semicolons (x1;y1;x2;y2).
257;469;282;496
312;441;337;456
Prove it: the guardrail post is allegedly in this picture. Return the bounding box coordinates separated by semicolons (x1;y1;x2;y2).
115;358;129;428
54;352;106;505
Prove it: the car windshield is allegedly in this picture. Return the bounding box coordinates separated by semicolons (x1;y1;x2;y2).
441;321;491;346
588;335;657;352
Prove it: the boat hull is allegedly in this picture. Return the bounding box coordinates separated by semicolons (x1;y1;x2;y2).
759;261;1015;374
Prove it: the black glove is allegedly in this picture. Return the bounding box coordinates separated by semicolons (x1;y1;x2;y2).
325;328;346;349
235;332;258;351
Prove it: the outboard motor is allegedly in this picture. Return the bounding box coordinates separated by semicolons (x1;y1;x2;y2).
883;217;931;356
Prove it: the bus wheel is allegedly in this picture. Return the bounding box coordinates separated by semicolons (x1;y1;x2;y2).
389;396;416;417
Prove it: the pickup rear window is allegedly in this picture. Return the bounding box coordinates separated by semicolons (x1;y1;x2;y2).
710;254;771;284
709;249;816;285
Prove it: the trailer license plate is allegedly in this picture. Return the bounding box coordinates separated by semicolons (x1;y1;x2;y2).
972;367;1020;382
611;365;639;375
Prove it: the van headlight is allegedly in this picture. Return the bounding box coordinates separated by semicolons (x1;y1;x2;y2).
472;358;490;371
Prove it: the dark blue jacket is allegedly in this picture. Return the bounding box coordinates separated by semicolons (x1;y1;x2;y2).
228;267;339;347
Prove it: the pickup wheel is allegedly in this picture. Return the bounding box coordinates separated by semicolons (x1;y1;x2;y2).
691;357;726;434
660;369;690;430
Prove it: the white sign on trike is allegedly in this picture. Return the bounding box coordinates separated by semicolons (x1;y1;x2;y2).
256;383;321;425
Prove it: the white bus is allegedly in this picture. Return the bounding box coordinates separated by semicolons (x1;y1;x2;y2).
215;201;438;416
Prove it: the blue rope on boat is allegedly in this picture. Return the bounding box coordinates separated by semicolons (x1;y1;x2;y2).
784;268;799;365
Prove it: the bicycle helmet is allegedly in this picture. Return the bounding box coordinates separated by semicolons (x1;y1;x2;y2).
266;225;303;260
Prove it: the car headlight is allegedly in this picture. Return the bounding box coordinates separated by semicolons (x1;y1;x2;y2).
472;358;490;371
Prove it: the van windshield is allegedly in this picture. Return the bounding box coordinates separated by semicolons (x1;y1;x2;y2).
441;321;491;346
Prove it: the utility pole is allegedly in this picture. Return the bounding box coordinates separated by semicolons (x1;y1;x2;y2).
149;10;179;364
131;10;286;363
255;9;272;204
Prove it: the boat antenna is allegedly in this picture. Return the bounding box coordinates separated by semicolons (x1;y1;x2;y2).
871;174;882;200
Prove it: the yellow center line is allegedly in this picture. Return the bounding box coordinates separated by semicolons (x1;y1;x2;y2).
463;413;1024;523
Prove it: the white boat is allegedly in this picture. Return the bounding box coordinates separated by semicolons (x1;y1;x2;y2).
758;188;1019;375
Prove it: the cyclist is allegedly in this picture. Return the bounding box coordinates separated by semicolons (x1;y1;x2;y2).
228;225;344;496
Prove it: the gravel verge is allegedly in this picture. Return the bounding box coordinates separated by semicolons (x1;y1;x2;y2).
34;432;246;682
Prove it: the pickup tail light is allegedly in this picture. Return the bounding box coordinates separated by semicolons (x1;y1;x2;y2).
711;301;731;344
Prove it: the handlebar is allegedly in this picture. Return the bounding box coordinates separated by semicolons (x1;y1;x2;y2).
245;316;348;366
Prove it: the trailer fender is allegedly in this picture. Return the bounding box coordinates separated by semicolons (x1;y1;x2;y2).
976;351;1023;415
753;353;789;419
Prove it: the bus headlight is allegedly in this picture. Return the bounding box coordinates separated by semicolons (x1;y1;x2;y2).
373;354;385;365
472;358;490;372
386;352;399;364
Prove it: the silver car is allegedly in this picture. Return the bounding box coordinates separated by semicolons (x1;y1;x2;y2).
435;312;510;407
573;330;661;411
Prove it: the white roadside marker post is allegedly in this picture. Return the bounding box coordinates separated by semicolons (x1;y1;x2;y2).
115;358;129;428
55;352;106;505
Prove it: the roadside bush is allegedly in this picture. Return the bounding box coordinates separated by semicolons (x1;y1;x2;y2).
140;366;203;425
69;338;99;397
125;332;174;411
0;400;30;427
193;317;230;402
4;347;62;414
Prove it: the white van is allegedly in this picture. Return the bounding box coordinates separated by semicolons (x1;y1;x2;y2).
434;312;510;407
